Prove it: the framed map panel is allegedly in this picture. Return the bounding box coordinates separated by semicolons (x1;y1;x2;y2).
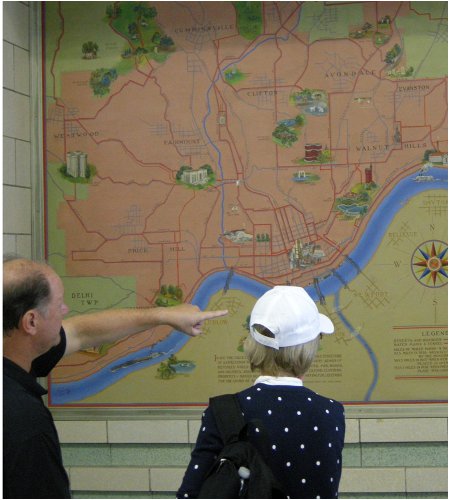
42;1;448;412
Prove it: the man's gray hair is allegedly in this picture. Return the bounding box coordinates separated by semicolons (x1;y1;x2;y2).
3;256;52;334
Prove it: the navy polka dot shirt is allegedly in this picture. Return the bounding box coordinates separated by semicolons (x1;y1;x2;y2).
177;379;345;499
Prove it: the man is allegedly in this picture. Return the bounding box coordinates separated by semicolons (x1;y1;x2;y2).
3;257;228;498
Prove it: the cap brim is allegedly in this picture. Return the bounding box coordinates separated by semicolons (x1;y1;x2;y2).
319;313;334;334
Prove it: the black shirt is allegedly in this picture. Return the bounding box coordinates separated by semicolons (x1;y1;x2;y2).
3;328;71;498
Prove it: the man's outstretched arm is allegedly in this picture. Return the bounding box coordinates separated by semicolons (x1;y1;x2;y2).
62;304;228;357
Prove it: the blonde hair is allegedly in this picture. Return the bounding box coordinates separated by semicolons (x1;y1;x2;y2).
243;325;320;378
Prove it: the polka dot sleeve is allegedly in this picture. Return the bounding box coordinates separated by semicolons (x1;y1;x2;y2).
176;407;223;498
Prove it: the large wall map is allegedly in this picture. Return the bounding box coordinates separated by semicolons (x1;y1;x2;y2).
43;1;448;407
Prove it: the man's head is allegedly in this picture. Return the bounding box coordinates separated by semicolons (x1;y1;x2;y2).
244;286;334;377
3;257;68;355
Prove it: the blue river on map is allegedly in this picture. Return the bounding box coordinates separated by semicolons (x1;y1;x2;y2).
51;168;447;404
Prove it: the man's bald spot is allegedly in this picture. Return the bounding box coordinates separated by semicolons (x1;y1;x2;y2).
3;258;52;286
3;258;57;334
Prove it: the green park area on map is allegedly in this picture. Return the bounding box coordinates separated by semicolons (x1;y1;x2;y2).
44;1;447;407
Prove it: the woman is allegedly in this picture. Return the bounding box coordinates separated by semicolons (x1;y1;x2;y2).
177;286;345;499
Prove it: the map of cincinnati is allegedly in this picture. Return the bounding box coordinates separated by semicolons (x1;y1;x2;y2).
43;1;447;407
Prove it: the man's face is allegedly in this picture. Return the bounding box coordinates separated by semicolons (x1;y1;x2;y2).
35;271;69;352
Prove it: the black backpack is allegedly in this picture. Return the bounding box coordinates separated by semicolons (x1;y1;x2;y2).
198;394;288;499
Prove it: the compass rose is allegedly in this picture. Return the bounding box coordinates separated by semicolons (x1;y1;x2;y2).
411;240;448;288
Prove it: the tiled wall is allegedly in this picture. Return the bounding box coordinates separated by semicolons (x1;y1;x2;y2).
3;1;33;258
3;3;448;499
57;416;447;498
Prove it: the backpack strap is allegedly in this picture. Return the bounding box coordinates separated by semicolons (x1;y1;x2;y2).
209;394;246;445
209;394;274;463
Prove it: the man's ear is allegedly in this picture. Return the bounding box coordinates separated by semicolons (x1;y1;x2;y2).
21;310;39;335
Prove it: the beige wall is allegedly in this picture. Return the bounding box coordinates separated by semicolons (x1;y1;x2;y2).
3;2;448;498
57;416;447;498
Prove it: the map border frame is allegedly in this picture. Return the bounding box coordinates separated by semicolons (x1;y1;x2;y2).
34;2;448;419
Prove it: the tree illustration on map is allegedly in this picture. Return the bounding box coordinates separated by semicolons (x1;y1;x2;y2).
43;1;447;407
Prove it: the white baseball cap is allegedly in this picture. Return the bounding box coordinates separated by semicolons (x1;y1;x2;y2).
249;286;334;349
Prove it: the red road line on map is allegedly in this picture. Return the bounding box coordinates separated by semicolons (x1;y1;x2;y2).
392;326;447;330
279;207;292;243
213;90;244;176
273;207;292;251
48;4;65;100
395;376;447;380
409;2;448;21
197;231;348;273
424;79;448;132
65;180;177;242
197;189;222;270
62;113;175;175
